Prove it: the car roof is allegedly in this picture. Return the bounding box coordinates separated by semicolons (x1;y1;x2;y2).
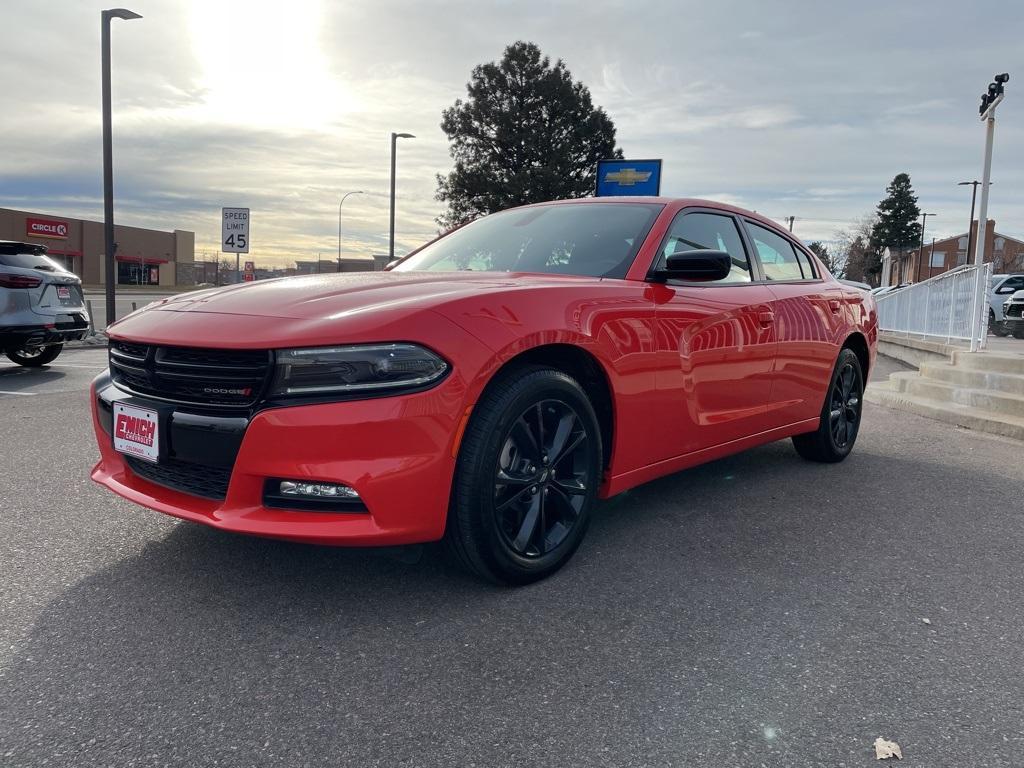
512;197;793;238
0;240;47;255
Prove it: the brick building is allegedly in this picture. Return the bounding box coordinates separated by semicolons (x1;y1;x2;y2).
0;207;195;287
882;219;1024;286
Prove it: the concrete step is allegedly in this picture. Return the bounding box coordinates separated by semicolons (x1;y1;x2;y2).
902;377;1024;419
920;361;1024;396
952;349;1024;375
865;385;1024;442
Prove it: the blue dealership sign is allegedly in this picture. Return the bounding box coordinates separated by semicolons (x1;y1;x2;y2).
595;159;662;197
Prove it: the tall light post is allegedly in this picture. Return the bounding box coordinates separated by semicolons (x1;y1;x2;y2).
389;132;415;263
101;8;141;327
969;72;1010;352
916;212;936;283
957;180;992;268
337;190;364;271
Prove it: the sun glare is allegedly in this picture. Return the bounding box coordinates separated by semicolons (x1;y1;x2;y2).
188;0;351;129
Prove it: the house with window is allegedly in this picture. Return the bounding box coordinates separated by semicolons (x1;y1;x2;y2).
881;219;1024;286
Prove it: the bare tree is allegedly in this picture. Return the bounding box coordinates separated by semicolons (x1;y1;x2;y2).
834;214;879;284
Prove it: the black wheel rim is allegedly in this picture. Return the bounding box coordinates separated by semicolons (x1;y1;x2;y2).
829;362;861;449
493;399;592;559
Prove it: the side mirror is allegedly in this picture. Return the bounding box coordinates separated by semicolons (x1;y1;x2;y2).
654;249;732;282
996;285;1016;294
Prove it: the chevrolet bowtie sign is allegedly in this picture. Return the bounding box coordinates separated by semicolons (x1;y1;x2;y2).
596;159;662;197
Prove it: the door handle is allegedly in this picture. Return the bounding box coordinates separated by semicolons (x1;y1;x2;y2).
757;310;775;327
828;299;842;313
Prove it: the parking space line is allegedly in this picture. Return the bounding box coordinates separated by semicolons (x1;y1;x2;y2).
0;390;37;396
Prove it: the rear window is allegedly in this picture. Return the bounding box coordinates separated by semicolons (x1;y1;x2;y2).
0;251;67;272
393;203;664;279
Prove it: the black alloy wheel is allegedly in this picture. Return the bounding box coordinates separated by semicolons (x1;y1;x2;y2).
792;347;864;463
493;399;592;559
445;367;602;584
828;359;861;451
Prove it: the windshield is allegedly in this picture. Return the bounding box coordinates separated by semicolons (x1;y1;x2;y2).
393;202;663;279
0;251;68;272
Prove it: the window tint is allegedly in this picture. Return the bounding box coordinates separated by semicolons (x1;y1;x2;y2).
393;203;663;279
657;212;751;283
747;222;809;281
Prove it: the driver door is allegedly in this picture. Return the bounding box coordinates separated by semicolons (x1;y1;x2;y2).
647;209;777;460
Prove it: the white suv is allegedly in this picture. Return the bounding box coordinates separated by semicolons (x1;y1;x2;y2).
0;240;89;366
989;274;1024;336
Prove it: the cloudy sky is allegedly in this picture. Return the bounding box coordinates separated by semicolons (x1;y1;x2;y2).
2;0;1021;267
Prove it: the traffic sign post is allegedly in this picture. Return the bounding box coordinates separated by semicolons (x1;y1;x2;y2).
222;207;250;283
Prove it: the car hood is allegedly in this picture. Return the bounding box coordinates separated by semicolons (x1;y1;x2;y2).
147;271;599;320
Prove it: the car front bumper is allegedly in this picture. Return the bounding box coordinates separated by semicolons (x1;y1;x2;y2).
90;371;465;546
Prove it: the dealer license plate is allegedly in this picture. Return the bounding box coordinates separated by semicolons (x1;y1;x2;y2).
56;286;71;299
113;403;160;463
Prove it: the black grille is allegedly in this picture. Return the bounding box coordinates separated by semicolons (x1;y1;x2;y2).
109;340;272;408
125;455;232;500
1006;303;1023;319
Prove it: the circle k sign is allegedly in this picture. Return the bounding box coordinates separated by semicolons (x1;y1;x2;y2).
26;217;69;239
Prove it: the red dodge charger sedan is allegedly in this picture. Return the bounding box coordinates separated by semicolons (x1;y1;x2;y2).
91;198;877;583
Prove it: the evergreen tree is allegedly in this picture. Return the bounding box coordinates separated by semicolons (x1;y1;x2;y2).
867;173;921;276
807;241;838;275
436;42;623;229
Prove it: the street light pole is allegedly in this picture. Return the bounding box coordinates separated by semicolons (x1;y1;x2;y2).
916;212;936;283
101;8;141;328
337;190;364;271
388;132;415;263
969;73;1009;352
958;181;985;267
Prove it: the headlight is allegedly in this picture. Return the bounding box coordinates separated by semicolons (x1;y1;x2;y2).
270;343;448;397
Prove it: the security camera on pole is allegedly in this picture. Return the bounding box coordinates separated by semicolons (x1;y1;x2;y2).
969;73;1009;352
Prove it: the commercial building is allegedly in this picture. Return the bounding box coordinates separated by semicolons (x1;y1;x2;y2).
0;206;194;287
881;219;1024;286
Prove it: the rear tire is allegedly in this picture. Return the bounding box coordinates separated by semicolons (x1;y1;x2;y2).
444;366;602;585
990;309;1009;337
792;348;864;463
6;344;63;367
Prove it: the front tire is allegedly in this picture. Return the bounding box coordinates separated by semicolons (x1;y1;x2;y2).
792;348;864;463
445;367;602;585
6;344;63;367
1012;325;1024;340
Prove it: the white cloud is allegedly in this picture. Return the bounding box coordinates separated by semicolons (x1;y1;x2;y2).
1;0;1022;262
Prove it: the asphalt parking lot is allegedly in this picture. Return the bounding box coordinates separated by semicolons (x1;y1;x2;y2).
2;348;1023;766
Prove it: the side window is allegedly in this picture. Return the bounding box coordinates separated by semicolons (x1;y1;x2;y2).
1001;276;1024;293
793;247;817;278
747;222;810;281
658;212;752;284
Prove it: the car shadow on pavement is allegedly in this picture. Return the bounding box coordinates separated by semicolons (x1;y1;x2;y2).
3;421;1024;766
0;366;66;392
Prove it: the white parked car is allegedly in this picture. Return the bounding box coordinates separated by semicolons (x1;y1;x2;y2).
1002;289;1024;339
989;274;1024;336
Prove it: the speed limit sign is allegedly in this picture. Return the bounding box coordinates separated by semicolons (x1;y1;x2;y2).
221;207;250;253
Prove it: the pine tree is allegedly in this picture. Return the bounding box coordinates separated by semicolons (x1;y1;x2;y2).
436;42;623;229
866;173;921;276
807;241;838;275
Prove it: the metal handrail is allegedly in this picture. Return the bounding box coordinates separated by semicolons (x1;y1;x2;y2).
875;262;992;348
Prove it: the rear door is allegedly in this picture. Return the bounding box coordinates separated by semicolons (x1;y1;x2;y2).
743;220;842;429
647;209;778;459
